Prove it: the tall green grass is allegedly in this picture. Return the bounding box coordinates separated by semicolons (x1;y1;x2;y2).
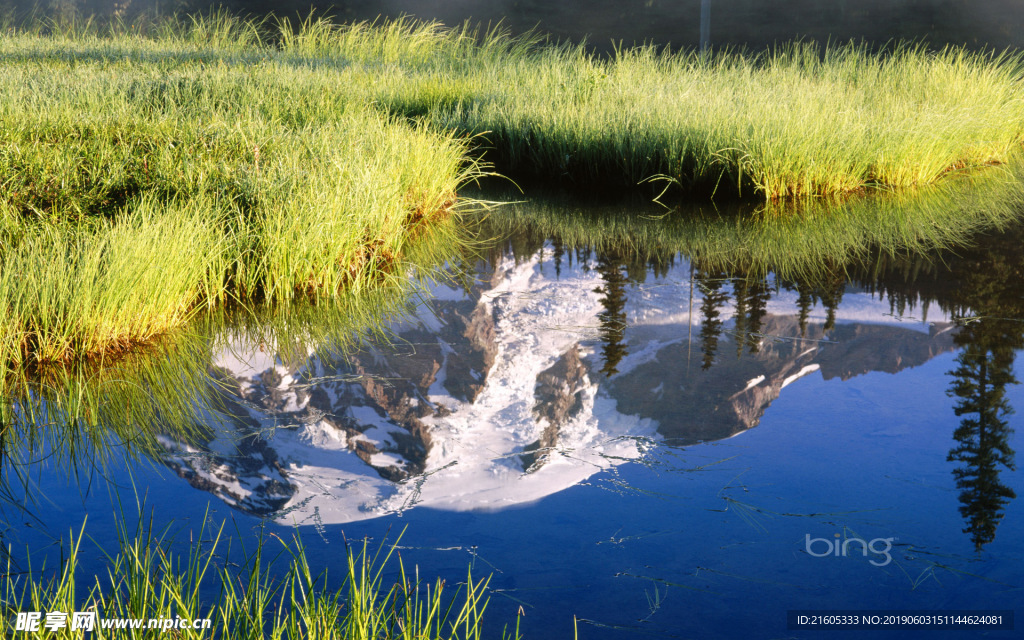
2;11;1024;367
269;16;1024;197
1;203;224;366
0;14;482;367
2;516;507;639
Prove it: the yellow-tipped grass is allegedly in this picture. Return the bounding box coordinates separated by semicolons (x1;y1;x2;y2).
3;13;1024;367
249;114;474;302
0;16;481;366
269;17;1024;197
1;202;224;365
413;40;1024;198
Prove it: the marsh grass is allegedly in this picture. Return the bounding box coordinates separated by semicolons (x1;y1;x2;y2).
1;203;225;367
4;12;1023;203
0;12;483;368
3;11;1024;367
284;17;1024;197
2;514;503;639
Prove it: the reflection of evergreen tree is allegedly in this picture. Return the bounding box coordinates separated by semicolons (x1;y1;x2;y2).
944;231;1024;552
696;269;729;370
780;269;848;337
795;280;814;337
552;236;565;278
624;256;648;284
947;324;1018;551
732;276;748;358
595;253;629;376
820;273;846;332
732;274;771;354
646;252;674;280
745;278;770;352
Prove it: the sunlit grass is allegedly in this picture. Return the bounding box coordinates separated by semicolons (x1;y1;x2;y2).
0;14;482;367
1;202;225;366
281;16;1024;197
2;11;1023;368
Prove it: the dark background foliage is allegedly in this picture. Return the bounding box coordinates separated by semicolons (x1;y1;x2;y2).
4;1;1024;52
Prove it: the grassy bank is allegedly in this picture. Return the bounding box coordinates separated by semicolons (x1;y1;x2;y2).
6;13;1023;202
0;14;481;368
3;516;507;639
2;12;1024;367
273;16;1024;197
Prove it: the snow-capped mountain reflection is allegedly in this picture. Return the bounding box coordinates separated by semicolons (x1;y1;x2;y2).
159;250;957;525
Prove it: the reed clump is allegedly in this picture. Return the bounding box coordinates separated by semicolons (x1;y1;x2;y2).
2;515;507;639
271;15;1024;197
373;38;1024;198
0;13;481;368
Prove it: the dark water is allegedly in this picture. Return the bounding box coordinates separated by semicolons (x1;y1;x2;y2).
3;187;1024;638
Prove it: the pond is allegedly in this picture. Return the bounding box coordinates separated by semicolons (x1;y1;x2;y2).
2;174;1022;638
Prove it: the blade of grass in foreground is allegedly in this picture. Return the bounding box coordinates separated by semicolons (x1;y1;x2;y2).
2;513;515;639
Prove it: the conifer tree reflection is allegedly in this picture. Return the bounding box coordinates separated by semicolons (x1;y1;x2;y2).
595;253;629;376
731;274;770;354
820;273;846;332
744;277;771;352
552;236;565;278
795;280;815;337
945;232;1023;551
696;268;730;370
947;318;1019;551
732;276;749;358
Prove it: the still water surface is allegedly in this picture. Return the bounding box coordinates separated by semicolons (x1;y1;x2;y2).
3;186;1023;638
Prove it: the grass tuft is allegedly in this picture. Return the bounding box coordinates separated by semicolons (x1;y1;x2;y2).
2;515;506;639
0;16;484;367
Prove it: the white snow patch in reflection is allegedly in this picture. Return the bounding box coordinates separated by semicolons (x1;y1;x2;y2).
781;364;822;389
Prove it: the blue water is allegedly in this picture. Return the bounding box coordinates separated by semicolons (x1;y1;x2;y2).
9;349;1020;638
3;211;1022;639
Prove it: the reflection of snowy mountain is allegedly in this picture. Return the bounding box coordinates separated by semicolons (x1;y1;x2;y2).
160;249;958;525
